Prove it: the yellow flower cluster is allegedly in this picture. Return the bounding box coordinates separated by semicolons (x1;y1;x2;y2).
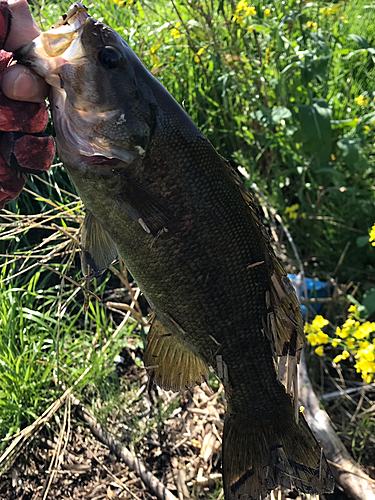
319;6;340;16
306;305;375;383
233;1;256;26
285;203;299;220
355;95;369;106
149;44;161;68
284;203;306;220
306;21;318;31
369;224;375;247
171;22;185;40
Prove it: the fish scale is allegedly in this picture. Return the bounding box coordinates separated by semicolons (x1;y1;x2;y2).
20;3;334;499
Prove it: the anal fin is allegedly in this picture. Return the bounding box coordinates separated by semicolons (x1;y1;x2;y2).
144;317;208;392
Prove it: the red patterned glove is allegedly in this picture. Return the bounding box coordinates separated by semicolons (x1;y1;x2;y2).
0;1;55;209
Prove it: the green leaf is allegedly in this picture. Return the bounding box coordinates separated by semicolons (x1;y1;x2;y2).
356;235;370;248
348;34;369;48
337;137;361;168
363;288;375;316
298;99;332;166
271;106;292;124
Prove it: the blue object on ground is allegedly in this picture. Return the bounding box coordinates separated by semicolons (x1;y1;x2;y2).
287;273;329;318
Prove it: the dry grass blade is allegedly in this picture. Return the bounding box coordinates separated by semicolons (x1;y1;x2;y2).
37;262;101;301
88;449;142;500
42;397;71;500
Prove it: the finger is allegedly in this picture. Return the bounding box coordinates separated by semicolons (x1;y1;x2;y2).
5;0;40;52
2;64;48;102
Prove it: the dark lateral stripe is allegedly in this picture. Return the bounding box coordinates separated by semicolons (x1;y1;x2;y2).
230;468;254;493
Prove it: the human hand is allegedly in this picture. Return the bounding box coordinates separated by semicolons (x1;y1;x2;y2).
0;0;55;209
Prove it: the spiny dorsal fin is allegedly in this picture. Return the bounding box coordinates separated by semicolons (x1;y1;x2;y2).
144;317;208;392
81;210;118;279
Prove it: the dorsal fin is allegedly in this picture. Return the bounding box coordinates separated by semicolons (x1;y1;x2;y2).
81;210;118;279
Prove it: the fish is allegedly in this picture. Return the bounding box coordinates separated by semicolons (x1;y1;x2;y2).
19;3;334;498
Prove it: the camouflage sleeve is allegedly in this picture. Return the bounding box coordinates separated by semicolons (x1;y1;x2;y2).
0;1;55;209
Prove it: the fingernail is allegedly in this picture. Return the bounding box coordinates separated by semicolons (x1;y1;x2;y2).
12;70;37;100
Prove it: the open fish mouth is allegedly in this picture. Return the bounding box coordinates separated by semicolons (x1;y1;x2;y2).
17;3;137;165
17;2;90;86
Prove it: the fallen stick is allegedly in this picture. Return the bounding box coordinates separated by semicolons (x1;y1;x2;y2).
299;353;375;500
76;404;178;500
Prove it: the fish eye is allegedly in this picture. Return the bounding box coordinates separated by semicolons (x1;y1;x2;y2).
97;46;124;69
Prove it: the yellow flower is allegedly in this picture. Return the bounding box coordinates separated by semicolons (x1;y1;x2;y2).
150;53;160;67
128;0;133;3
285;203;299;213
312;315;329;330
355;95;369;106
316;330;329;344
248;25;254;34
150;44;160;54
332;338;340;347
319;8;325;13
354;118;359;123
315;346;324;356
348;304;357;313
365;125;370;132
171;27;184;39
299;405;305;415
369;224;375;246
341;15;348;23
331;154;336;161
236;0;248;12
333;354;343;363
232;13;245;25
354;322;375;339
245;6;256;16
334;350;350;364
265;8;271;16
306;333;318;346
346;338;355;349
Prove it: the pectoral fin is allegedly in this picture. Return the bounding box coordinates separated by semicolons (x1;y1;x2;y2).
116;173;175;236
81;210;117;278
144;317;208;392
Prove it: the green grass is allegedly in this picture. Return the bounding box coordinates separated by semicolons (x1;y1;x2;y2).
0;260;135;445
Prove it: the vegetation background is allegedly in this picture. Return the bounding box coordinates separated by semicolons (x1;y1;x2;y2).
1;0;375;496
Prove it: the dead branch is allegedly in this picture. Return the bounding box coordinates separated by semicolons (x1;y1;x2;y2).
299;353;375;500
76;404;178;500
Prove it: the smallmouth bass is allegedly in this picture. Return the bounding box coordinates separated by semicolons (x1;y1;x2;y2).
20;4;334;498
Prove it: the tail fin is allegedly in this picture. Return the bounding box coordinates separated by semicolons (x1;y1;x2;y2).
222;409;334;500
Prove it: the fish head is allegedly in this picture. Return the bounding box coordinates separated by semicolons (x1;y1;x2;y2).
19;2;156;166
